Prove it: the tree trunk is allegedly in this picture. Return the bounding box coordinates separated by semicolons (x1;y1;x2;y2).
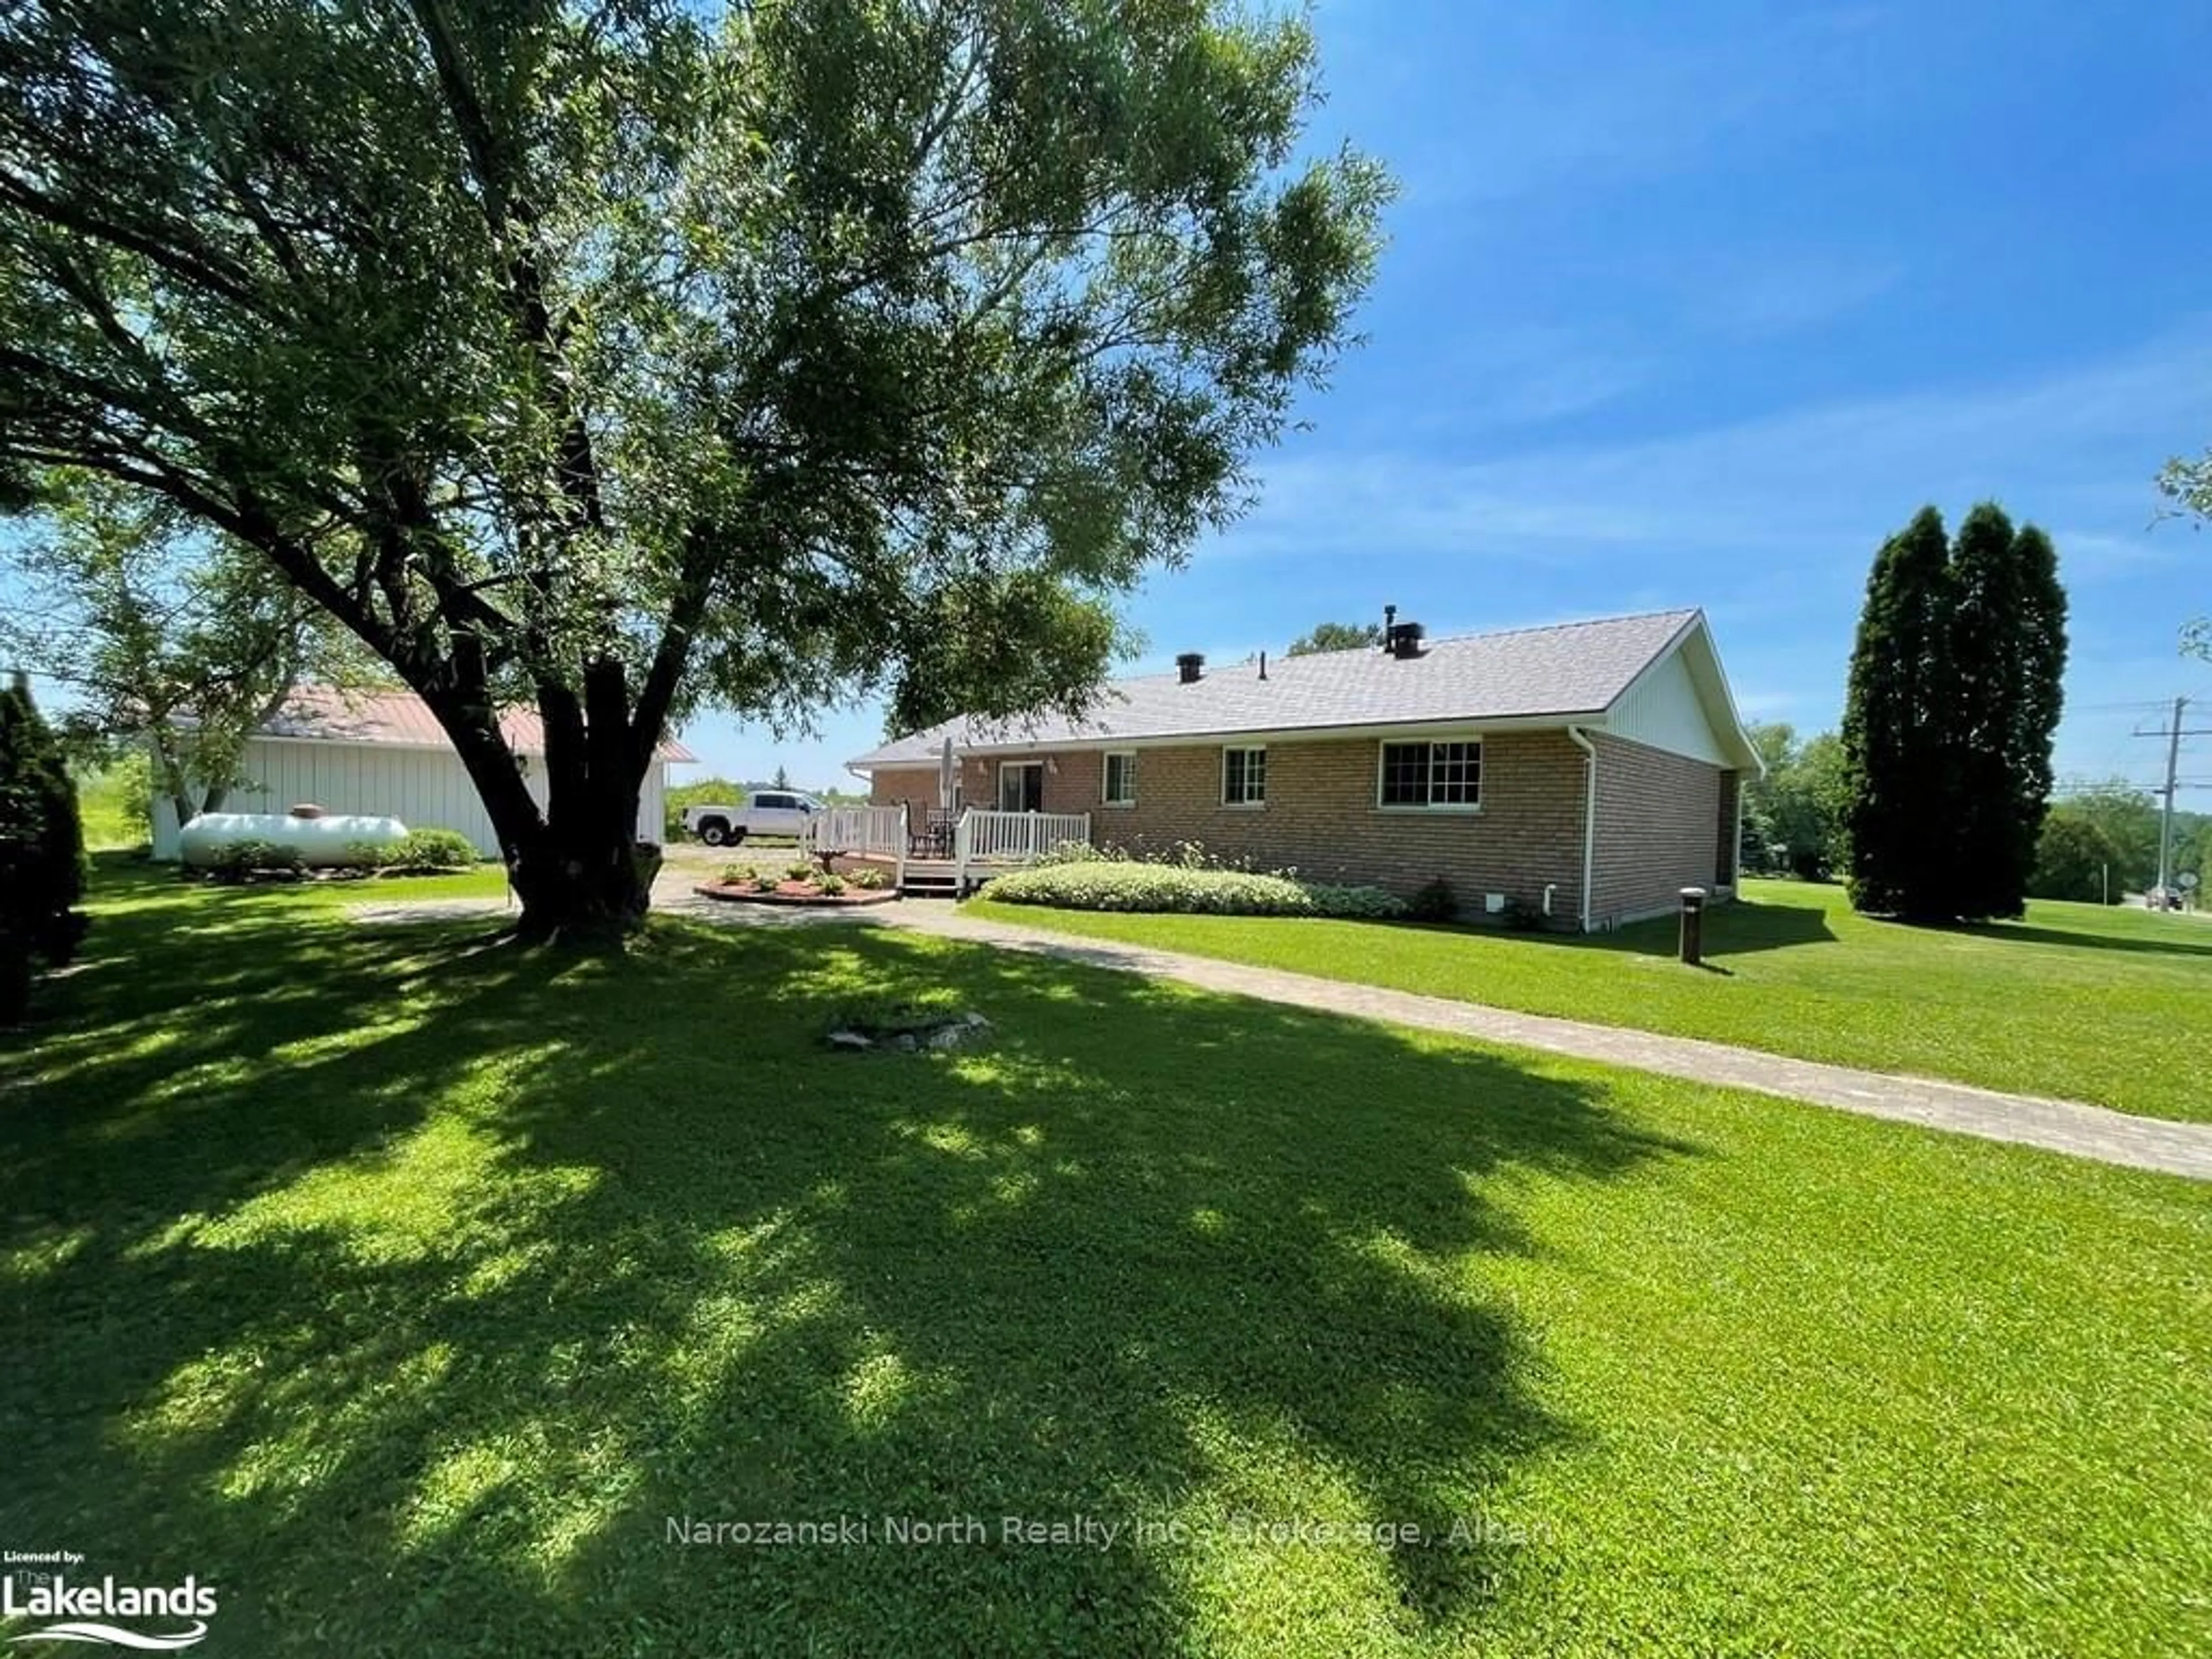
505;807;650;944
152;731;196;831
422;676;653;945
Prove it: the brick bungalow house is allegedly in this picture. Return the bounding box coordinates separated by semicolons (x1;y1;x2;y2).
848;608;1762;930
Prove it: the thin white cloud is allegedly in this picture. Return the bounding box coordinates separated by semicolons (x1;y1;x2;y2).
1673;253;1908;340
1219;320;2212;569
1392;323;1661;433
1380;5;1902;209
1732;689;1801;721
1183;321;2212;762
2046;529;2189;581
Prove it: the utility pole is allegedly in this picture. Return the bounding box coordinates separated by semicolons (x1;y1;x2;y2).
2160;696;2185;897
2135;696;2212;900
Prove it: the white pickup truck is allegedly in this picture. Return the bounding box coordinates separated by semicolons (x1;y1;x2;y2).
681;790;824;846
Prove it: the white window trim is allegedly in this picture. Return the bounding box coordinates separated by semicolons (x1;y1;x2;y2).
1221;744;1268;809
1374;736;1484;813
1101;749;1138;808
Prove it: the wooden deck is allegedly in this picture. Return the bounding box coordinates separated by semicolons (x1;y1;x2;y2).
819;809;1092;897
837;854;1032;873
832;854;1018;896
840;858;1022;898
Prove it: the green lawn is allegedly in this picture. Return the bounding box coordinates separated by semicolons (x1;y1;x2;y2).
3;863;2208;1656
969;877;2212;1123
71;762;150;851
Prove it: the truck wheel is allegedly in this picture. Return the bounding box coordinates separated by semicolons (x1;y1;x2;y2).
699;819;730;846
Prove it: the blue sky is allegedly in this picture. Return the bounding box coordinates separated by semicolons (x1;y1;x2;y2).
698;0;2212;795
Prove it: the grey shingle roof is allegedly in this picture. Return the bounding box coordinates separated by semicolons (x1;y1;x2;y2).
851;608;1703;768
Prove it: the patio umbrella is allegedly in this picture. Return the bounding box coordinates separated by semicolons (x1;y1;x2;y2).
938;735;956;810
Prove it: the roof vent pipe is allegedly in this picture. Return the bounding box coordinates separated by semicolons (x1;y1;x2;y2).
1258;650;1268;681
1382;604;1397;647
1176;652;1205;684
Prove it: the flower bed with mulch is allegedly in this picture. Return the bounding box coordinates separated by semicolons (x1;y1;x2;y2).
691;880;900;908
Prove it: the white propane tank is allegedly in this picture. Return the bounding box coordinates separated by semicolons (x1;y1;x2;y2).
179;811;411;869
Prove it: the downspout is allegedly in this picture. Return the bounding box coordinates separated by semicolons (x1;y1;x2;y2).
1732;778;1745;890
1567;726;1597;932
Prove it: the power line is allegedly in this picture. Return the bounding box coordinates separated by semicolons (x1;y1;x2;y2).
2073;698;2191;714
2065;699;2190;784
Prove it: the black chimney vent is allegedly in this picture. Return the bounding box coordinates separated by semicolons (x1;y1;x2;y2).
1387;621;1427;660
1175;652;1206;684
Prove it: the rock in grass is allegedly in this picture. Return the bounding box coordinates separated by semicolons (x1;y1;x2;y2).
824;1009;991;1053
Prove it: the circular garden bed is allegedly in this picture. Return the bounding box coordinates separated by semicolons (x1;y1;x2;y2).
692;877;899;908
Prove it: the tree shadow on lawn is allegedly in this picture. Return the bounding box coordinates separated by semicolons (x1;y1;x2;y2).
1392;896;1836;962
2;896;1699;1656
1943;918;2212;961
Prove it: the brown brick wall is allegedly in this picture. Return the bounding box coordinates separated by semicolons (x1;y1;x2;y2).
1588;733;1728;925
955;753;1100;817
867;767;938;825
1715;770;1742;887
875;729;1740;927
925;732;1590;922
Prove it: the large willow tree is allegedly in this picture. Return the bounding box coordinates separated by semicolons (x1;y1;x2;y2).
0;0;1389;937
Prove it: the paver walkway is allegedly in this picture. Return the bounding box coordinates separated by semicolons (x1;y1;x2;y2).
888;905;2212;1181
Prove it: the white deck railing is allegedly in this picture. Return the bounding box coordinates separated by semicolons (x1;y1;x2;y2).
953;809;1091;891
806;804;908;889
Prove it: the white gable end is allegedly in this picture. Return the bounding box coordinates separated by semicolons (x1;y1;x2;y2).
1604;646;1731;766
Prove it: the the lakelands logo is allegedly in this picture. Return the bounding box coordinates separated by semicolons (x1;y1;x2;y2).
2;1555;215;1651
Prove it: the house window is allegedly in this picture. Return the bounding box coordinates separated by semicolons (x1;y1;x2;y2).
1222;745;1267;806
1103;751;1137;806
1377;740;1482;808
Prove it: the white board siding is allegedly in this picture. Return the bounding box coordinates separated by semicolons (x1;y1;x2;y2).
150;736;669;860
1604;649;1729;766
638;762;667;849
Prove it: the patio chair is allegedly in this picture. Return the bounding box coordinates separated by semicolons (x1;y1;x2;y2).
915;808;957;858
